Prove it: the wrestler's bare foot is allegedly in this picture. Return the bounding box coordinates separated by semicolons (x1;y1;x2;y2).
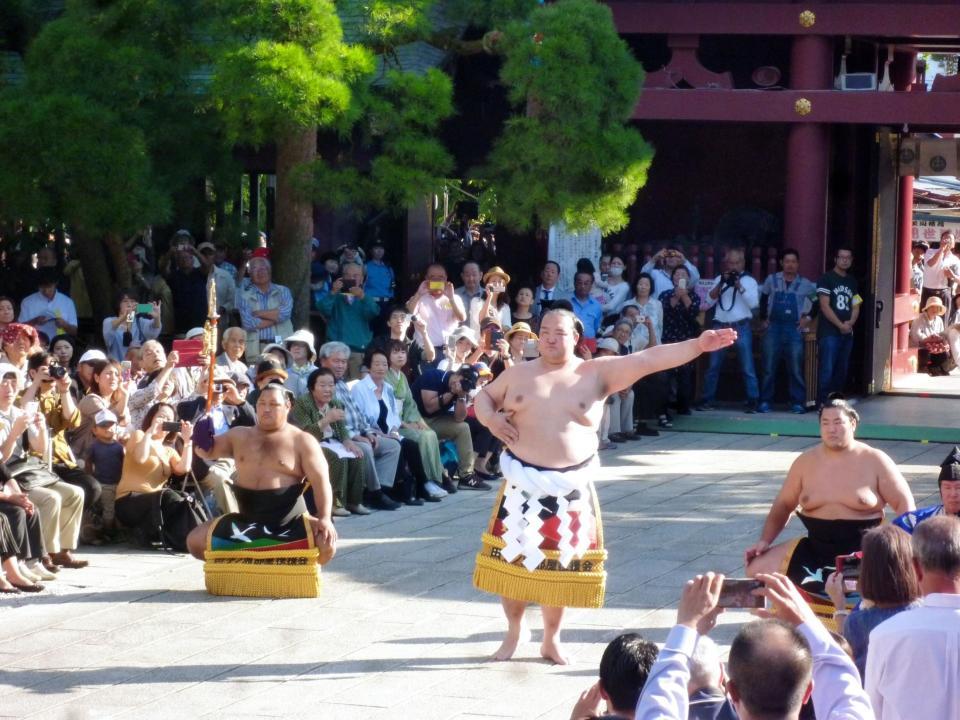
540;636;572;665
491;626;531;661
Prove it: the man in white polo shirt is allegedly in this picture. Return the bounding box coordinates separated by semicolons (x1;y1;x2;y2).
866;516;960;720
406;263;465;370
921;230;960;319
696;248;760;413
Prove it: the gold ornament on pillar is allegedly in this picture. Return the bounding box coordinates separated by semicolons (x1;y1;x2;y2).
799;10;816;28
794;98;812;116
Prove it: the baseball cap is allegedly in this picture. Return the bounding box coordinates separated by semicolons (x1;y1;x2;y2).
95;409;118;426
185;327;205;340
197;242;216;254
78;349;108;364
0;363;19;381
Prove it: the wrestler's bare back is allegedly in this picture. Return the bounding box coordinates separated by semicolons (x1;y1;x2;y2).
222;425;307;490
496;358;605;469
787;441;911;519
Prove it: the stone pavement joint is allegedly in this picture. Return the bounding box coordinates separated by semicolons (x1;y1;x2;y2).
0;432;943;719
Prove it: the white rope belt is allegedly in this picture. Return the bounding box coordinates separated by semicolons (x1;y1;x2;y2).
498;451;597;571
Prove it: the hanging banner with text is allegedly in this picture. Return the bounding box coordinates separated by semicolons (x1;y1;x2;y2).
548;222;602;295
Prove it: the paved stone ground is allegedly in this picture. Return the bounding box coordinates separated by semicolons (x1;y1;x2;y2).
0;432;945;720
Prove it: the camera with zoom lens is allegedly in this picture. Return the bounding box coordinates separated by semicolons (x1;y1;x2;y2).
49;366;67;379
721;272;741;288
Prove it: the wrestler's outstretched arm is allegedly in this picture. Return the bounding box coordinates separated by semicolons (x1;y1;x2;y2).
591;330;737;394
299;431;337;561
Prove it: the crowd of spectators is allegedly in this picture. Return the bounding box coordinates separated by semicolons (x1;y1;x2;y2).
0;227;936;593
571;515;960;719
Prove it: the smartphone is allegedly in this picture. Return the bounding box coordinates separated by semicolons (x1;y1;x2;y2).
136;303;154;314
429;281;445;291
160;421;181;433
523;338;538;358
126;312;135;323
341;278;356;292
717;578;764;609
120;360;132;383
678;278;687;290
637;313;646;324
835;552;862;593
490;329;504;345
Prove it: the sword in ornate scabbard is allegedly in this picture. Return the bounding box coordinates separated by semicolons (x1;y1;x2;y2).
203;275;220;413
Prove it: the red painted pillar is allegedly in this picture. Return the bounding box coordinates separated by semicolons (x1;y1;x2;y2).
892;51;918;353
783;35;833;281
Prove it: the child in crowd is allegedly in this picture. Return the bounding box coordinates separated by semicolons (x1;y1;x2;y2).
85;409;125;540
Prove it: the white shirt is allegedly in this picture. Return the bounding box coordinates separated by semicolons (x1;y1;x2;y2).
642;259;701;300
467;295;511;332
598;279;631;314
865;593;960;720
414;293;465;347
710;274;759;323
922;248;960;289
637;621;873;720
18;290;78;341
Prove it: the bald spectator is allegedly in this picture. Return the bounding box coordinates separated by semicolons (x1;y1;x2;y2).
406;263;465;369
237;256;293;361
866;516;960;720
636;572;872;720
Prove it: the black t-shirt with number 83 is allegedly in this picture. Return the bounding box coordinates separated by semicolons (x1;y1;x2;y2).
816;270;861;338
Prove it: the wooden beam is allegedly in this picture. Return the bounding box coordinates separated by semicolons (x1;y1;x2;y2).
632;87;960;125
607;2;960;38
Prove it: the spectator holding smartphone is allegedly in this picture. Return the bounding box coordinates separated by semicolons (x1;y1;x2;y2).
635;572;873;720
406;263;466;368
114;403;193;543
824;525;921;678
316;261;379;380
102;289;162;362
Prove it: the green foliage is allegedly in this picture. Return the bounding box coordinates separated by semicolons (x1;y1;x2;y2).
484;0;652;233
351;0;435;48
208;0;375;144
0;90;169;234
446;0;540;28
303;67;454;211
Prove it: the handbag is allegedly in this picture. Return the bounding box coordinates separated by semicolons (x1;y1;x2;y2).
7;457;61;490
151;488;204;553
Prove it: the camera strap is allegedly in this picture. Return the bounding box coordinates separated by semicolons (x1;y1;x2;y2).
717;274;741;313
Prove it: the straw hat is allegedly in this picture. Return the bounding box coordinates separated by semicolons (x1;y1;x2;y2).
923;296;946;315
482;266;511;286
505;321;538;342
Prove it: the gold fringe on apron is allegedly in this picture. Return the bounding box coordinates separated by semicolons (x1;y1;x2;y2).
204;513;321;599
473;479;607;608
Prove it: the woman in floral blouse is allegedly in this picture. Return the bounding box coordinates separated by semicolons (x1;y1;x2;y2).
659;266;702;417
